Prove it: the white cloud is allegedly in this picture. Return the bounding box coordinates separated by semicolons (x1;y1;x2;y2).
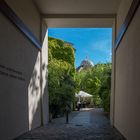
91;39;112;55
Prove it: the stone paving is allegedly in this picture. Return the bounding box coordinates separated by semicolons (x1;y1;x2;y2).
15;108;126;140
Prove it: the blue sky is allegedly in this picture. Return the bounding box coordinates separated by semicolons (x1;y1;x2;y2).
48;28;112;67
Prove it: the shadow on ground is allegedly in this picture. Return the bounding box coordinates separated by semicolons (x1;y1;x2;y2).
14;108;126;140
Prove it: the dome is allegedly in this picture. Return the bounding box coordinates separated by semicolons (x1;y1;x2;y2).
81;59;94;67
76;57;94;72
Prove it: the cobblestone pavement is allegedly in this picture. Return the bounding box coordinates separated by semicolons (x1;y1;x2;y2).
15;108;125;140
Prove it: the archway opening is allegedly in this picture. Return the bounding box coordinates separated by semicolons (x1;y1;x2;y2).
48;28;112;121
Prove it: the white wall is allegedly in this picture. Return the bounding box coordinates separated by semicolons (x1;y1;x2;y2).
0;0;48;139
41;21;49;124
114;0;140;139
110;20;116;125
45;18;114;28
5;0;41;40
116;0;132;35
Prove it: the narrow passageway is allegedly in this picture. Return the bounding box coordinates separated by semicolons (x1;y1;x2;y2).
15;109;125;140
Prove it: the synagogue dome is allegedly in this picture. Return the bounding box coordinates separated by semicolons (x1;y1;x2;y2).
76;57;94;72
81;58;94;67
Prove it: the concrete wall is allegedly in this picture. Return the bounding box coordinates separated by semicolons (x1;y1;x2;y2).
0;0;48;139
5;0;41;40
45;18;114;28
116;0;133;35
41;21;49;125
114;0;140;139
110;20;116;125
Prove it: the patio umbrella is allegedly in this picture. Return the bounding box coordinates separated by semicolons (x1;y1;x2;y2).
77;90;92;97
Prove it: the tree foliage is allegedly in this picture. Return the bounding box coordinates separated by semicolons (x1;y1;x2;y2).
48;37;76;118
48;36;112;114
76;63;111;112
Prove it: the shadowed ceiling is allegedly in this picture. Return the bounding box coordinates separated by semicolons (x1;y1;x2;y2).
34;0;122;14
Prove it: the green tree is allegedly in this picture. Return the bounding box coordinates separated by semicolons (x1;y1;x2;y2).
48;37;76;118
76;63;111;111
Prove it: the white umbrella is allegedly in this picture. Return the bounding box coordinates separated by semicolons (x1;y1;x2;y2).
77;91;92;97
76;91;92;108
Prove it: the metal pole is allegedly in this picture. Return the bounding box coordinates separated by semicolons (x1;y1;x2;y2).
66;111;69;123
